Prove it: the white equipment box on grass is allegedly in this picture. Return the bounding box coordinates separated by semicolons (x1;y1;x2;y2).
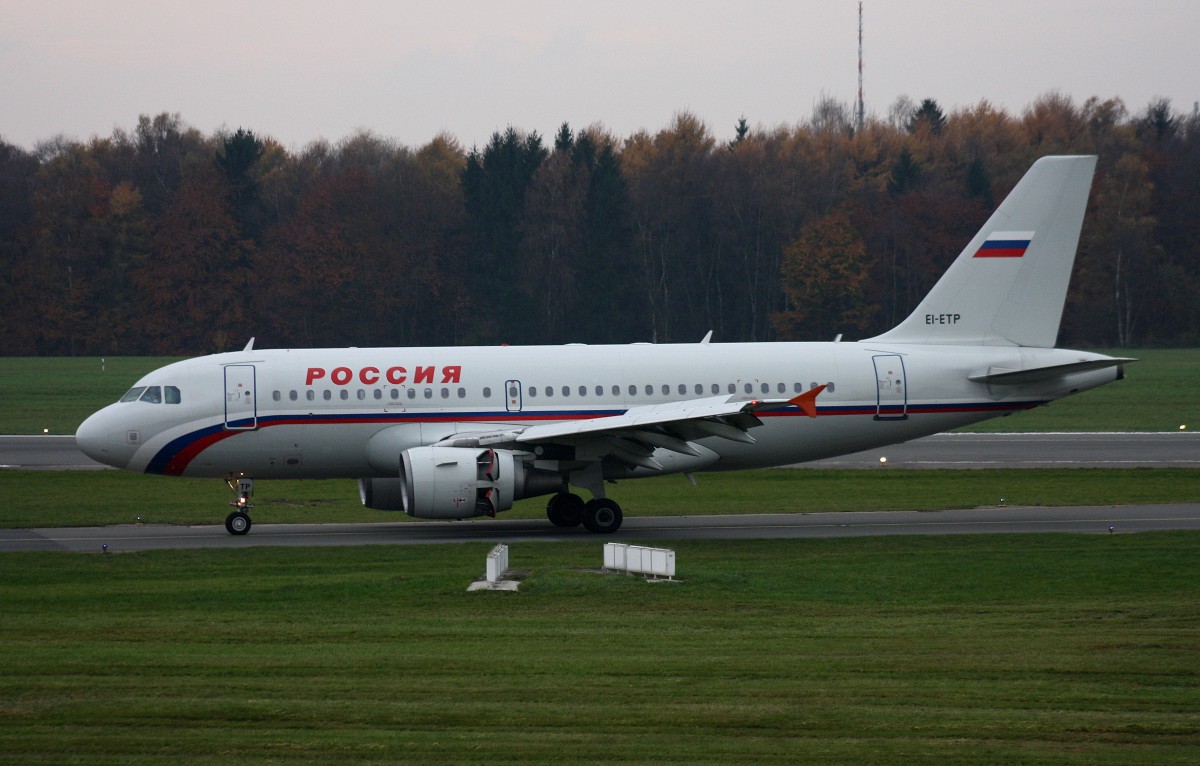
604;543;675;580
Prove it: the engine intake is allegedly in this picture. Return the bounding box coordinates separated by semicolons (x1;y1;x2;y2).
358;446;562;519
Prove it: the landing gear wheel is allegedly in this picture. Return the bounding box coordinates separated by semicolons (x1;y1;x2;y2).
583;498;623;534
225;511;252;536
546;493;585;527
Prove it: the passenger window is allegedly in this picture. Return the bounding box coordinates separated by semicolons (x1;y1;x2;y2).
528;386;537;397
424;389;433;399
777;383;786;394
139;386;162;404
374;389;383;400
289;390;298;401
595;386;603;396
694;384;703;395
272;390;281;402
760;383;770;394
391;388;400;399
661;384;670;395
440;388;449;399
562;386;570;397
628;385;637;396
645;385;653;396
727;383;736;394
120;387;146;403
811;382;819;390
323;390;332;401
306;390;315;401
794;382;803;393
744;383;753;394
165;386;181;404
611;385;619;396
580;386;588;397
357;389;366;400
678;384;687;395
407;388;416;399
711;384;720;395
827;382;836;393
457;388;466;399
339;390;349;400
484;387;493;398
545;386;553;397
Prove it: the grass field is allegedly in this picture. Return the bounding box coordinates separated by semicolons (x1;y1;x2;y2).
2;352;1197;764
0;349;1195;434
2;467;1198;529
2;535;1198;764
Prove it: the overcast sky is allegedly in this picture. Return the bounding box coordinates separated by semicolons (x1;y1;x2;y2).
2;0;1196;151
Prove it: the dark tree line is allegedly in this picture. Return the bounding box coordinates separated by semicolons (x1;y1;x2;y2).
2;94;1198;355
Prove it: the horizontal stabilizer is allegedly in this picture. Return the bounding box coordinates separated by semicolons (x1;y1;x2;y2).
968;358;1135;385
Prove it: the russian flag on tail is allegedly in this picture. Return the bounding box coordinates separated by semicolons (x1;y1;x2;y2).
974;231;1034;258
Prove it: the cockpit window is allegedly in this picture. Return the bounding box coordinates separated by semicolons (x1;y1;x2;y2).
139;386;162;403
120;387;147;403
120;384;181;404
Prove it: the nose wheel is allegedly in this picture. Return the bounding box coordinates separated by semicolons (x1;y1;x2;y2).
225;475;254;535
225;511;252;535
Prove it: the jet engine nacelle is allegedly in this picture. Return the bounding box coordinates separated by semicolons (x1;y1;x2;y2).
358;446;562;519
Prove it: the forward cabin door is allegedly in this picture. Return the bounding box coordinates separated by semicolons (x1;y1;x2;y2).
872;354;908;420
224;364;258;430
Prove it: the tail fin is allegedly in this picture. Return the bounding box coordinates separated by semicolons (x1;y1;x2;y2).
865;155;1097;347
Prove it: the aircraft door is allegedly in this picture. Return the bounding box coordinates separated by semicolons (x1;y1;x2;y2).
224;364;258;430
872;354;908;420
505;380;523;412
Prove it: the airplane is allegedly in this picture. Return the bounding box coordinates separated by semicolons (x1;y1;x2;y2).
76;155;1131;536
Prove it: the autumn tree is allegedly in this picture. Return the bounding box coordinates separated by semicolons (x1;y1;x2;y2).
132;171;252;353
772;210;876;340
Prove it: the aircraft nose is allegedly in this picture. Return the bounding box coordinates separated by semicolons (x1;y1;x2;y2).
75;409;129;469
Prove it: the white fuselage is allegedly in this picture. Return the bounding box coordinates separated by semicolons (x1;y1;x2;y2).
75;340;1122;480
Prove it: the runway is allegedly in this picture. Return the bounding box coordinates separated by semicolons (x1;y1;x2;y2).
3;503;1198;553
4;432;1196;553
4;431;1199;470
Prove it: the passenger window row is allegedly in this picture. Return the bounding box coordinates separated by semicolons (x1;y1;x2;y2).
271;381;835;404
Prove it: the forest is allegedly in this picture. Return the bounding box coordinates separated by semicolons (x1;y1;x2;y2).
1;93;1197;356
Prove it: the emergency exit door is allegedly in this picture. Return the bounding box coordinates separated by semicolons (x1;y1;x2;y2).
505;380;523;412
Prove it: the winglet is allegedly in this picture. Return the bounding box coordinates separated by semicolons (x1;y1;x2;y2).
788;384;826;418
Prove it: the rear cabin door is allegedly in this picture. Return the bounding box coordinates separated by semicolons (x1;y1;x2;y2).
872;354;908;420
224;364;258;430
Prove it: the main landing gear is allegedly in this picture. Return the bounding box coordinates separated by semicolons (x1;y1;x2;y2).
546;492;623;534
224;476;254;535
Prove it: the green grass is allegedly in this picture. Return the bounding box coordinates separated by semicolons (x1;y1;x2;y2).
0;349;1195;434
0;356;184;434
2;535;1198;764
2;467;1197;529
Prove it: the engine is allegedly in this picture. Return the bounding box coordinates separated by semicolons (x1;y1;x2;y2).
358;446;563;519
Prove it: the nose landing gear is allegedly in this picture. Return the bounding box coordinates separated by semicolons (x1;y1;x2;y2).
224;476;254;535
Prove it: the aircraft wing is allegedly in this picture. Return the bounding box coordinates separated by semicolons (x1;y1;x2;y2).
441;387;825;471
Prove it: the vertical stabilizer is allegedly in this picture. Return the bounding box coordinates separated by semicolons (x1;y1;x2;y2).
865;155;1097;348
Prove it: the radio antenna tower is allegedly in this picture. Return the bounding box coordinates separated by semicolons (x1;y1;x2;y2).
856;1;865;132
